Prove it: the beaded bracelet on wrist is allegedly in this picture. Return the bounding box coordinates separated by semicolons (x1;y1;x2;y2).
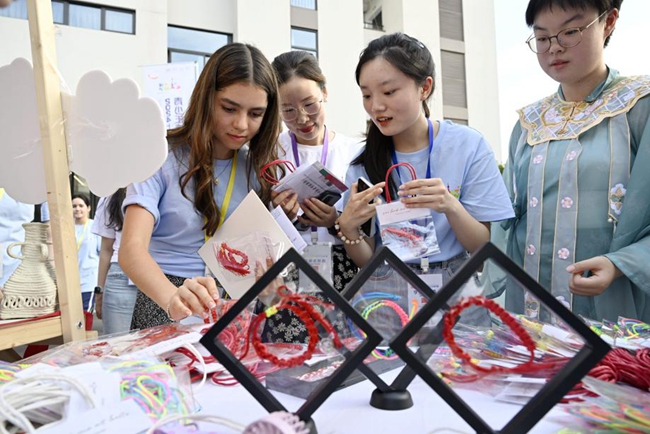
334;218;365;245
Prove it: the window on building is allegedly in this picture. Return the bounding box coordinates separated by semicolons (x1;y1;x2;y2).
167;26;231;73
0;0;27;19
439;0;464;41
0;0;135;34
364;10;383;31
290;0;317;10
440;50;468;108
291;27;318;58
69;3;101;30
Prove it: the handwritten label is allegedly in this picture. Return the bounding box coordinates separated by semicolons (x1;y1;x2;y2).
376;201;430;226
38;399;151;434
60;363;122;415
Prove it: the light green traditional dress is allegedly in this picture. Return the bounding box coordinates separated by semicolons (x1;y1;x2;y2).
497;69;650;323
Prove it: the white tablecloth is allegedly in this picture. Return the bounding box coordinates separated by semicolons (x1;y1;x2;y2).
194;369;567;433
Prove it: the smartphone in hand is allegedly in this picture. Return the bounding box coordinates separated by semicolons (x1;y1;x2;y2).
316;190;342;207
357;177;376;237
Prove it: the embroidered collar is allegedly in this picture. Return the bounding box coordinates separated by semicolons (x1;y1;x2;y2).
518;71;650;145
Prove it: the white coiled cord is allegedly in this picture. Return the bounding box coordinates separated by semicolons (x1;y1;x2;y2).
0;374;96;434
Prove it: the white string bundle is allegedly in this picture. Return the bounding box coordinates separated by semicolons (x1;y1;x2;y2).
0;374;96;434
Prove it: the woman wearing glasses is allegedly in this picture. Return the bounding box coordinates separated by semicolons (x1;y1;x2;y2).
258;52;362;343
495;0;650;322
271;51;362;293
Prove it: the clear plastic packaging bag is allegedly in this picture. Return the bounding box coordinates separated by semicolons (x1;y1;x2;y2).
213;230;280;284
376;162;440;262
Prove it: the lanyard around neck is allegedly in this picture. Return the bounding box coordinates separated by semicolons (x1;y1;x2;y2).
76;220;89;251
390;118;434;181
205;150;238;242
290;126;329;167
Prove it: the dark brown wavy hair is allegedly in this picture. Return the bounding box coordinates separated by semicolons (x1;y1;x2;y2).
167;43;281;236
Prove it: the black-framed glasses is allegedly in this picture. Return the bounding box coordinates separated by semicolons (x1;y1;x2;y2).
525;10;608;54
280;99;322;121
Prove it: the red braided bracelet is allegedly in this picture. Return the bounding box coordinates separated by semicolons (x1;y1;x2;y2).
246;285;343;368
443;296;561;377
215;242;251;277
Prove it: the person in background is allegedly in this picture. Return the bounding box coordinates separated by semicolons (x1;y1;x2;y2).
493;0;650;323
72;193;100;312
259;51;363;343
91;188;136;334
120;42;282;329
272;51;363;292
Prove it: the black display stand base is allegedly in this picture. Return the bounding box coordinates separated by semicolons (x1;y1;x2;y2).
304;418;318;434
369;388;413;410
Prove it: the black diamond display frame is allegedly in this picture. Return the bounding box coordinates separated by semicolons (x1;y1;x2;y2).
200;248;383;431
341;246;448;410
389;242;612;433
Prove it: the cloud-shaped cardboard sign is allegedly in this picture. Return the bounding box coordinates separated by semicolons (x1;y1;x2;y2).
0;58;48;204
0;58;168;203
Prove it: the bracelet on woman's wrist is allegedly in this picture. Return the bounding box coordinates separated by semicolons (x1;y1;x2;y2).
165;297;176;322
334;218;365;245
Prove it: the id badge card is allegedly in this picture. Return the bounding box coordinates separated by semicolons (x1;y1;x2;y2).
408;272;444;326
300;243;332;291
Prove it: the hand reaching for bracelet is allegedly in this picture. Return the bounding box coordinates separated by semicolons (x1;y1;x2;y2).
166;276;221;321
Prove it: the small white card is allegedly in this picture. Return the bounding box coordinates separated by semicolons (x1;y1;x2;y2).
38;399;152;434
376;201;430;226
271;205;307;253
420;273;443;292
300;243;333;289
198;191;296;299
60;363;122;412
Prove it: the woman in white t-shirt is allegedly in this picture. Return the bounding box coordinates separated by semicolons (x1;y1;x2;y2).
92;188;136;334
72;194;101;312
266;51;362;343
272;51;363;293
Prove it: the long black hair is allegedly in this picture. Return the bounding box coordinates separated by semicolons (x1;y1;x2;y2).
106;188;126;231
352;32;435;201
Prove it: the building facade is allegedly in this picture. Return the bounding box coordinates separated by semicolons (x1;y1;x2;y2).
0;0;502;157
